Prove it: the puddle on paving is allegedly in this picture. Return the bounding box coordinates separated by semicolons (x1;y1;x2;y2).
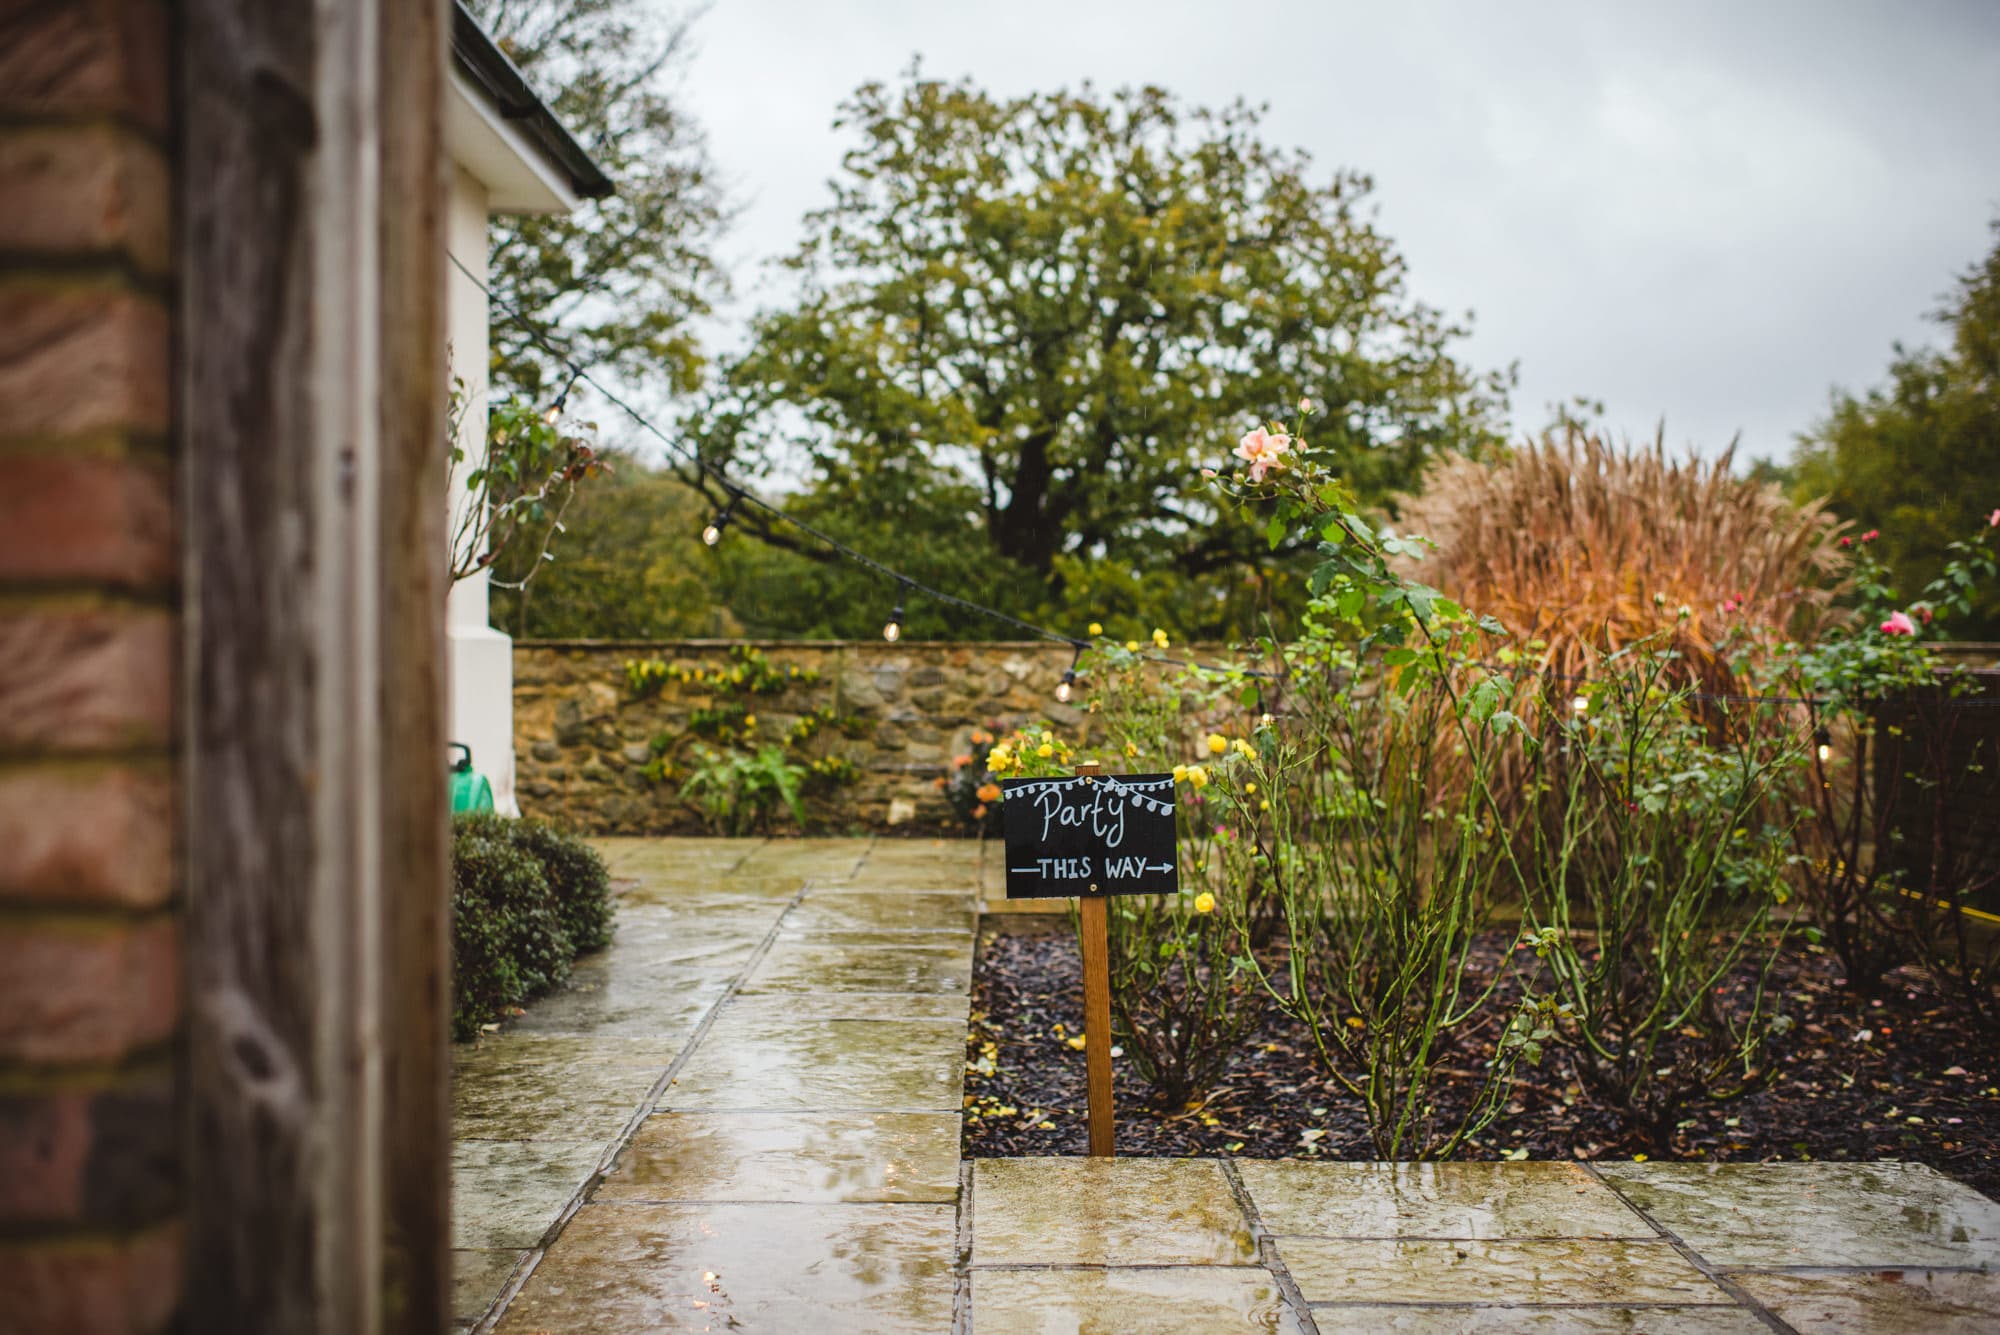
1238;1161;1650;1240
495;1201;955;1334
1598;1162;2000;1268
972;1158;1257;1266
599;1111;961;1204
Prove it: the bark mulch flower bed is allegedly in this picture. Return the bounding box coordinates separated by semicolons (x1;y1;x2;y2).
963;921;2000;1199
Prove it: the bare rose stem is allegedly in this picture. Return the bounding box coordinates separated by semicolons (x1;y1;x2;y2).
1075;760;1115;1157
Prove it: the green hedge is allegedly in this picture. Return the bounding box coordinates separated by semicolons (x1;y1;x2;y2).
451;814;613;1040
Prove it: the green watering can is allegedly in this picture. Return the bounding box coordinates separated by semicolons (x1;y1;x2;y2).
448;742;495;815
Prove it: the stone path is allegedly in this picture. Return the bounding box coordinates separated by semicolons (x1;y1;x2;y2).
453;836;979;1332
453;837;2000;1333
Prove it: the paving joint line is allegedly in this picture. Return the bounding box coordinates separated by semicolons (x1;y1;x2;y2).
472;869;819;1334
1584;1162;1798;1335
1220;1156;1323;1335
952;1160;975;1335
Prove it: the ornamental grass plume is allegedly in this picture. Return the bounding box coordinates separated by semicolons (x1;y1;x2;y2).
1395;424;1851;696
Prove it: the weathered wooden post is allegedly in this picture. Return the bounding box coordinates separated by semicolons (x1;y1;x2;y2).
1075;761;1116;1156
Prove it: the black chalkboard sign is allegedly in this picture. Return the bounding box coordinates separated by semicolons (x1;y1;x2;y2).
1000;773;1179;899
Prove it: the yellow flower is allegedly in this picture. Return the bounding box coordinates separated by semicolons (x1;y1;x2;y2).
1194;891;1216;914
1036;743;1054;758
1233;738;1256;758
1152;628;1170;648
1088;622;1103;636
1188;765;1209;789
1259;799;1270;812
1172;764;1189;783
1124;741;1139;757
1125;640;1140;653
1207;733;1228;755
743;715;757;728
1244;782;1256;794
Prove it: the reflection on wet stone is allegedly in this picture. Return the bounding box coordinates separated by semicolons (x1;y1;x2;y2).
973;1158;1257;1266
601;1112;961;1203
495;1201;956;1335
973;1267;1301;1335
1239;1161;1651;1239
1598;1161;2000;1268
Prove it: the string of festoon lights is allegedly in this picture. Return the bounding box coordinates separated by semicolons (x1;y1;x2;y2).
456;252;1996;726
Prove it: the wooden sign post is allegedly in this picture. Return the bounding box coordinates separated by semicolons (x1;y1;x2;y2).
1000;762;1180;1158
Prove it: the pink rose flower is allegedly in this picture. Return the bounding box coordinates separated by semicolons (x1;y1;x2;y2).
1862;529;1880;542
1233;426;1293;482
1990;508;1999;527
1880;611;1917;636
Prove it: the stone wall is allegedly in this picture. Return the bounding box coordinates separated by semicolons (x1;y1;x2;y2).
514;640;1114;834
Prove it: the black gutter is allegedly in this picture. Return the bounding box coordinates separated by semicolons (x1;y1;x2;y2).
450;1;615;201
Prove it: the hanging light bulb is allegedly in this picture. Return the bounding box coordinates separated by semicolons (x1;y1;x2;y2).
1054;643;1083;703
1571;694;1590;714
882;586;906;643
542;366;580;426
701;494;737;547
1815;727;1833;763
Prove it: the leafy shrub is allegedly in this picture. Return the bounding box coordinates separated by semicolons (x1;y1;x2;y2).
679;744;807;835
1240;634;1532;1160
506;818;615;954
1514;645;1804;1148
1758;519;2000;1015
451;814;614;1040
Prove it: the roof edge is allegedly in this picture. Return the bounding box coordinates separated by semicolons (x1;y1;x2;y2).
450;2;614;201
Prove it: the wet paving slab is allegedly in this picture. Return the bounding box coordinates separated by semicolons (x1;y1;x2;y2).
660;1010;966;1112
452;1139;606;1250
1307;1307;1771;1333
453;1034;684;1142
781;889;977;935
598;1111;962;1204
1731;1268;2000;1333
970;1267;1301;1335
1275;1236;1731;1306
972;1158;1258;1266
738;936;974;995
493;1201;957;1334
1237;1159;1652;1240
1596;1160;2000;1269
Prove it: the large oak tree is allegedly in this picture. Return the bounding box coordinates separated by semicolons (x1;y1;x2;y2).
689;73;1508;639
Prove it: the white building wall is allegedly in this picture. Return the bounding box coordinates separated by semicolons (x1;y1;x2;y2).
445;165;519;815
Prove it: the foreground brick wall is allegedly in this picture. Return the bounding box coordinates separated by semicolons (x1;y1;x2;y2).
515;640;1134;834
0;3;182;1330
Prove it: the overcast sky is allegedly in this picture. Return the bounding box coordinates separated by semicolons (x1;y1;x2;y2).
675;0;2000;465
